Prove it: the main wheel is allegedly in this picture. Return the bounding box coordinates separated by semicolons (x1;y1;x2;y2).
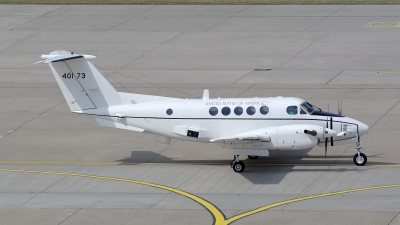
353;153;367;166
232;161;245;172
248;155;259;159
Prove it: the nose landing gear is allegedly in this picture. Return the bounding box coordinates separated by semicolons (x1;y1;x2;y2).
353;141;367;166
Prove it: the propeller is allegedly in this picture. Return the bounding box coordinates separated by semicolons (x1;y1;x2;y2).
325;104;329;158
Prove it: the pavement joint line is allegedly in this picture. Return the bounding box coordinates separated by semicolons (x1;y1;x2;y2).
0;100;65;141
8;5;65;31
0;30;40;54
117;31;184;71
276;31;329;70
303;5;346;32
57;208;81;225
297;165;328;196
16;165;82;208
104;5;158;32
388;211;400;225
233;70;253;84
202;5;252;32
235;83;255;98
177;165;207;189
370;99;400;129
325;70;343;84
1;167;400;225
148;192;172;210
145;139;179;163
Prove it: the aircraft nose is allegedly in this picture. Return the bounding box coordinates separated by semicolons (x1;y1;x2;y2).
358;122;370;135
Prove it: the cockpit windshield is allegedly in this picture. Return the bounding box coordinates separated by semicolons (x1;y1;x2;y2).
300;101;344;117
300;102;316;114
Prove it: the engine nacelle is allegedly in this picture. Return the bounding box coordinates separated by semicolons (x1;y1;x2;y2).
221;124;335;151
248;124;327;150
275;124;319;150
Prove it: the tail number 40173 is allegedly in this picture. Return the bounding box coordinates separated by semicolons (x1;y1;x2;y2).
62;73;86;79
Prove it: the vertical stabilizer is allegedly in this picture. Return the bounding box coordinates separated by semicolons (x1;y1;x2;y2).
41;50;122;112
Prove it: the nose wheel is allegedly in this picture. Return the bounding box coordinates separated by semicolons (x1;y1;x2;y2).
353;141;367;166
231;155;245;172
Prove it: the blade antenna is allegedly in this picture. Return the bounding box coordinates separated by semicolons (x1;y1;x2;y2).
340;99;343;115
338;99;343;115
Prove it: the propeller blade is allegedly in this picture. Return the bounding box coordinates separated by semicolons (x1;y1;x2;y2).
325;104;329;158
325;138;328;158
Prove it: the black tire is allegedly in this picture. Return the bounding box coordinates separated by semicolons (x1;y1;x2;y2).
353;153;367;166
232;161;245;172
247;155;259;159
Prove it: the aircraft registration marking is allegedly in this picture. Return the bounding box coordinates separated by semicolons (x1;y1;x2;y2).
1;167;399;225
62;72;86;79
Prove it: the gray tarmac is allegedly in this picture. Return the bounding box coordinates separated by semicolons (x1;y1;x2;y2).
1;4;400;225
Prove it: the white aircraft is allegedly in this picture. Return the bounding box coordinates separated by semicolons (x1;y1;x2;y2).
37;50;370;172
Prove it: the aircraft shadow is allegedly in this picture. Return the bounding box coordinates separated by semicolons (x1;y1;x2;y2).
116;151;392;184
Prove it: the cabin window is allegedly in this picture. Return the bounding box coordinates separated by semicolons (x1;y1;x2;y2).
166;108;173;115
209;107;218;116
247;106;256;115
287;106;298;115
234;106;243;115
260;106;269;115
222;107;231;116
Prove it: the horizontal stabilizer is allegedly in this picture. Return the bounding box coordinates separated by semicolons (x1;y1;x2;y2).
95;117;145;132
39;50;96;64
43;55;83;63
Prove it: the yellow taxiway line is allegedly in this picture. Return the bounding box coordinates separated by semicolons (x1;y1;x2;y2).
225;183;400;224
0;168;226;224
0;167;400;225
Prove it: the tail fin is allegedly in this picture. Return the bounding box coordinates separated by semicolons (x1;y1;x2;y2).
40;50;122;112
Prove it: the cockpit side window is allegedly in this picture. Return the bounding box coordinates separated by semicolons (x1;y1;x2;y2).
287;106;298;115
300;108;307;114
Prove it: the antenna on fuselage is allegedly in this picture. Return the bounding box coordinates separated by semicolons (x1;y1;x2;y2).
338;99;343;116
203;89;209;100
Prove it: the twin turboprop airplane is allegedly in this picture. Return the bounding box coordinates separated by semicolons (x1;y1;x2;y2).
38;50;370;172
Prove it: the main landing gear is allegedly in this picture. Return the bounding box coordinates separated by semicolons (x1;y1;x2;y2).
353;141;367;166
231;155;245;172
